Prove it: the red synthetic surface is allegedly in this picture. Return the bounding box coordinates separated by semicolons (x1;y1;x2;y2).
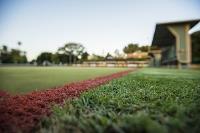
0;70;133;133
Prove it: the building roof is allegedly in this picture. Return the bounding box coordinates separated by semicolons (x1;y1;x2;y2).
156;19;200;27
152;19;200;47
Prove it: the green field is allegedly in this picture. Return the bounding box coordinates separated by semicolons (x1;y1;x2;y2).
39;68;200;133
0;67;129;94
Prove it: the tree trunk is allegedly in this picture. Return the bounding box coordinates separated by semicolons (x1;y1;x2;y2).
73;55;76;64
69;54;72;65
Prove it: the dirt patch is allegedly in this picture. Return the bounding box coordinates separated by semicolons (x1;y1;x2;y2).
0;70;133;133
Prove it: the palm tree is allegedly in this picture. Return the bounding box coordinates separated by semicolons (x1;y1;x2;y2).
17;41;22;46
17;41;22;56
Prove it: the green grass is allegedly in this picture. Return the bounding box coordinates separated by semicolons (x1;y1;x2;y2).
39;68;200;133
0;67;129;94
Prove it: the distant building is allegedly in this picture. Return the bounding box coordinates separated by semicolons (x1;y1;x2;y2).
126;50;149;59
151;19;200;68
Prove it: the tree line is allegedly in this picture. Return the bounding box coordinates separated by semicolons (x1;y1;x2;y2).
0;43;27;64
35;42;89;65
0;42;150;65
35;43;150;64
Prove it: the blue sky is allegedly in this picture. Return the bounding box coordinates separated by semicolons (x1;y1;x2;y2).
0;0;200;60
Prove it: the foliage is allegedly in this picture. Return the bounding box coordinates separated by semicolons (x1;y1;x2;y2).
140;45;150;52
30;59;37;64
40;68;200;133
123;44;151;54
123;43;139;54
0;45;27;63
36;52;53;65
36;52;79;65
56;53;70;64
51;53;60;64
36;43;87;64
81;52;89;61
58;42;85;64
17;41;22;46
105;52;113;60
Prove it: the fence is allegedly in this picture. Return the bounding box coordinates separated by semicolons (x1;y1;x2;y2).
0;61;150;68
81;61;150;68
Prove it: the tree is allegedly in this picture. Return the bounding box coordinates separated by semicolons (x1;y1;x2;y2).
140;45;150;52
123;43;139;54
2;45;8;53
30;59;36;64
51;53;60;64
17;41;22;46
17;41;22;54
0;45;27;63
11;49;21;63
21;55;27;63
36;52;53;65
0;45;12;63
105;53;113;60
81;52;89;61
57;53;70;64
58;42;85;64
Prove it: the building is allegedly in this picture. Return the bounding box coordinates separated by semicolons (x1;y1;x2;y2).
151;19;200;68
126;50;149;59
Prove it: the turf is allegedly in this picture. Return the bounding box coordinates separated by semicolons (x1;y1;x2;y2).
39;68;200;133
0;67;129;94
